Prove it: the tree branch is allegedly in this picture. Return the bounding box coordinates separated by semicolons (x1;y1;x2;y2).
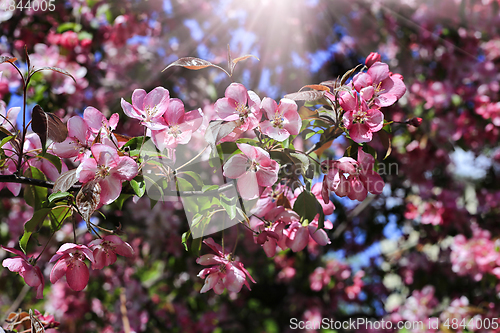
0;174;236;197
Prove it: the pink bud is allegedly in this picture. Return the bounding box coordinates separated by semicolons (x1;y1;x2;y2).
407;117;423;127
365;52;381;68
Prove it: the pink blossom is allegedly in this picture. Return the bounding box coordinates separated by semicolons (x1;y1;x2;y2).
307;219;333;246
365;52;381;68
120;86;170;130
223;143;279;200
0;142;21;196
89;235;134;270
52;116;93;161
352;62;406;108
76;144;138;205
1;246;44;298
49;243;94;291
309;267;331;291
260;97;301;141
150;98;203;150
285;222;309;252
23;133;68;181
214;83;261;141
196;238;255;294
340;91;384;143
322;148;384;201
83;107;120;146
0;101;20;131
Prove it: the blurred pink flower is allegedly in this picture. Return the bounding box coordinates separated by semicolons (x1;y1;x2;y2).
196;238;255;294
1;246;44;298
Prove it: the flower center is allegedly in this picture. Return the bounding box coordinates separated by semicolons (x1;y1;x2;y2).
96;165;111;179
247;159;259;172
352;110;368;124
168;125;182;138
236;103;250;122
143;105;159;120
271;115;285;129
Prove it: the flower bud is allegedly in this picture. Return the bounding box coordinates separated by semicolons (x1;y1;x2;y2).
407;117;423;127
365;52;381;68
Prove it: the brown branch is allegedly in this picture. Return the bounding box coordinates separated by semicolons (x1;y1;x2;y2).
0;174;236;197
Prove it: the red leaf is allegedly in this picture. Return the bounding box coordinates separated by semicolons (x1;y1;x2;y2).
162;57;230;76
32;66;76;83
284;90;325;101
53;169;79;193
0;56;17;64
299;84;330;92
31;105;68;149
76;180;101;223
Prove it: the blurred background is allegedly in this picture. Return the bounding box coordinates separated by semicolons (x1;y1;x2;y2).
1;0;500;332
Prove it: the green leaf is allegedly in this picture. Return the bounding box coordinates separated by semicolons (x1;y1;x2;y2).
293;191;317;222
37;152;62;173
305;132;316;140
176;176;195;191
0;135;14;148
115;194;133;210
122;136;145;150
150;198;158;209
48;191;71;202
190;214;204;229
49;205;72;231
181;231;191;251
179;171;204;187
130;177;146;197
24;166;48;209
57;22;82;33
202;184;219;193
19;232;32;254
24;208;52;233
220;195;237;219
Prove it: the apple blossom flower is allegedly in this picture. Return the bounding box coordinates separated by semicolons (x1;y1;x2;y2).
1;246;44;299
196;238;255;294
285;222;309;252
321;148;384;202
214;83;261;141
49;243;94;291
308;219;333;246
260;97;301;141
120;86;170;130
52;116;93;161
0;100;20;131
150;98;203;150
223;143;279;200
76;144;138;205
340;91;384;143
352;61;406;108
89;235;134;270
83;107;120;146
23;133;69;181
0;142;21;196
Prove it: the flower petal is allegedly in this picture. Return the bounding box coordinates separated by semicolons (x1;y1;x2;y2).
66;259;89;291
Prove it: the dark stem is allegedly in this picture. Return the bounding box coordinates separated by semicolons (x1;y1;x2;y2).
0;174;236;197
